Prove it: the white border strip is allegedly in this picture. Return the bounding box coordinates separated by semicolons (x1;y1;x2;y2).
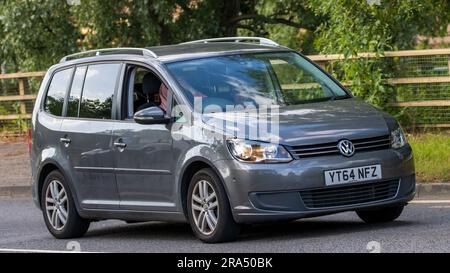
0;248;102;253
410;200;450;204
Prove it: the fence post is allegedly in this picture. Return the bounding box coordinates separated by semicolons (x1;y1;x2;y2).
448;55;450;76
17;78;27;115
17;78;28;135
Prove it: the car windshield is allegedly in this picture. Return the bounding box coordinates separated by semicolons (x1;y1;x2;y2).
166;52;350;111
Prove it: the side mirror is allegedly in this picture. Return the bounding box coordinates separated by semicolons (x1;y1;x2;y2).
134;106;170;125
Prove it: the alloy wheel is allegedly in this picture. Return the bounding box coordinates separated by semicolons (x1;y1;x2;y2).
191;180;219;235
45;180;69;231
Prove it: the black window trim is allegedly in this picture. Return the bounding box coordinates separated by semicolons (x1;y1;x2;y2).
60;61;124;122
63;64;88;118
41;59;184;123
119;64;137;120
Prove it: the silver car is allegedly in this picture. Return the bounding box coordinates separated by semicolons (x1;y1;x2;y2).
30;37;415;243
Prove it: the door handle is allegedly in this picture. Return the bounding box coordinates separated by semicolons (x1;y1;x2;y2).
114;139;127;149
60;137;71;145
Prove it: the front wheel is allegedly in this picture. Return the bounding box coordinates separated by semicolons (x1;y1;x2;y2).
187;168;240;243
41;170;90;239
356;205;404;223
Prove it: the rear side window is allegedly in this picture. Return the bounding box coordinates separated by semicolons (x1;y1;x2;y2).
44;68;72;116
79;63;121;119
67;66;87;117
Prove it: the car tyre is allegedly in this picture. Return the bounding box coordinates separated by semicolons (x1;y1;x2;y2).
187;168;240;243
356;205;404;223
41;170;90;239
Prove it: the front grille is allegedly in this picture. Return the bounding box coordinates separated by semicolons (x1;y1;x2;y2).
289;135;391;158
300;179;399;209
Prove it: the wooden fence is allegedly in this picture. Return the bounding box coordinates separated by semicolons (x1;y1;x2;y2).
308;48;450;109
310;48;450;128
0;71;45;122
1;48;450;129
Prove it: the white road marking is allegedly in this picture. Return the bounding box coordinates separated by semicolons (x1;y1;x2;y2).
0;248;101;253
410;200;450;204
430;206;450;209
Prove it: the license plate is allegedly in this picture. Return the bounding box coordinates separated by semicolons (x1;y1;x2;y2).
324;164;382;186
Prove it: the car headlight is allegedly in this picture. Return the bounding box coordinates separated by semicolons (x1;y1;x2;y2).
226;139;293;163
391;126;407;149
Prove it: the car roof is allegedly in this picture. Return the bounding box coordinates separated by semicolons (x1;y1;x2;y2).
56;41;293;68
147;42;291;63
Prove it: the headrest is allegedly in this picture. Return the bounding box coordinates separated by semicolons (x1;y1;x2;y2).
134;83;142;92
142;73;161;95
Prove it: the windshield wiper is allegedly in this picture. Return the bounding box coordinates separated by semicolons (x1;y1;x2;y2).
293;97;335;104
332;94;351;100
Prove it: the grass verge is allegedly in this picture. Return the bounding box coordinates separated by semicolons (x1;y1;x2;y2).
408;133;450;183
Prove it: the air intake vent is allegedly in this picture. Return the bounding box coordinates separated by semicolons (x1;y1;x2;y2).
289;135;390;158
300;179;399;209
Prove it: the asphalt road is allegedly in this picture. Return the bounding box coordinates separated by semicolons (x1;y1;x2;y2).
1;197;450;253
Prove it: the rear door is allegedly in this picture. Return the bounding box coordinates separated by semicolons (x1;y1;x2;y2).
60;63;122;210
35;67;73;182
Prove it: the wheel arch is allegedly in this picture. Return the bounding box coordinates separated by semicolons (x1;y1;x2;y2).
178;157;230;218
37;160;80;211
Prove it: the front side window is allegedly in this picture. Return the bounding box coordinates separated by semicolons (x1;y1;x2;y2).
166;52;349;111
44;68;72;116
124;65;168;119
79;63;121;119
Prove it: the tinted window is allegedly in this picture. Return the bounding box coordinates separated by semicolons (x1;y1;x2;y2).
67;66;87;117
44;69;72;116
79;64;121;119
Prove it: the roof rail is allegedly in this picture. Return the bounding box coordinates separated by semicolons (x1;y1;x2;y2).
181;37;279;46
59;47;157;63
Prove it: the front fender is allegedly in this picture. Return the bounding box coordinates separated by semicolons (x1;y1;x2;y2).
173;141;233;211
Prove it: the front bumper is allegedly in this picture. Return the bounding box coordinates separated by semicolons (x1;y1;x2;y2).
214;145;415;223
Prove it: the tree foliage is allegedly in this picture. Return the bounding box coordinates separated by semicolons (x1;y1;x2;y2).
0;0;449;109
308;0;450;107
0;0;78;71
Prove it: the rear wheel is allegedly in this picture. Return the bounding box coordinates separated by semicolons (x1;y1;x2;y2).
41;170;90;239
187;168;240;243
356;205;404;223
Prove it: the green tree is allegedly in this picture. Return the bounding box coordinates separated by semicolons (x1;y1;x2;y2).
233;0;323;53
0;0;449;79
307;0;450;107
0;0;79;71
